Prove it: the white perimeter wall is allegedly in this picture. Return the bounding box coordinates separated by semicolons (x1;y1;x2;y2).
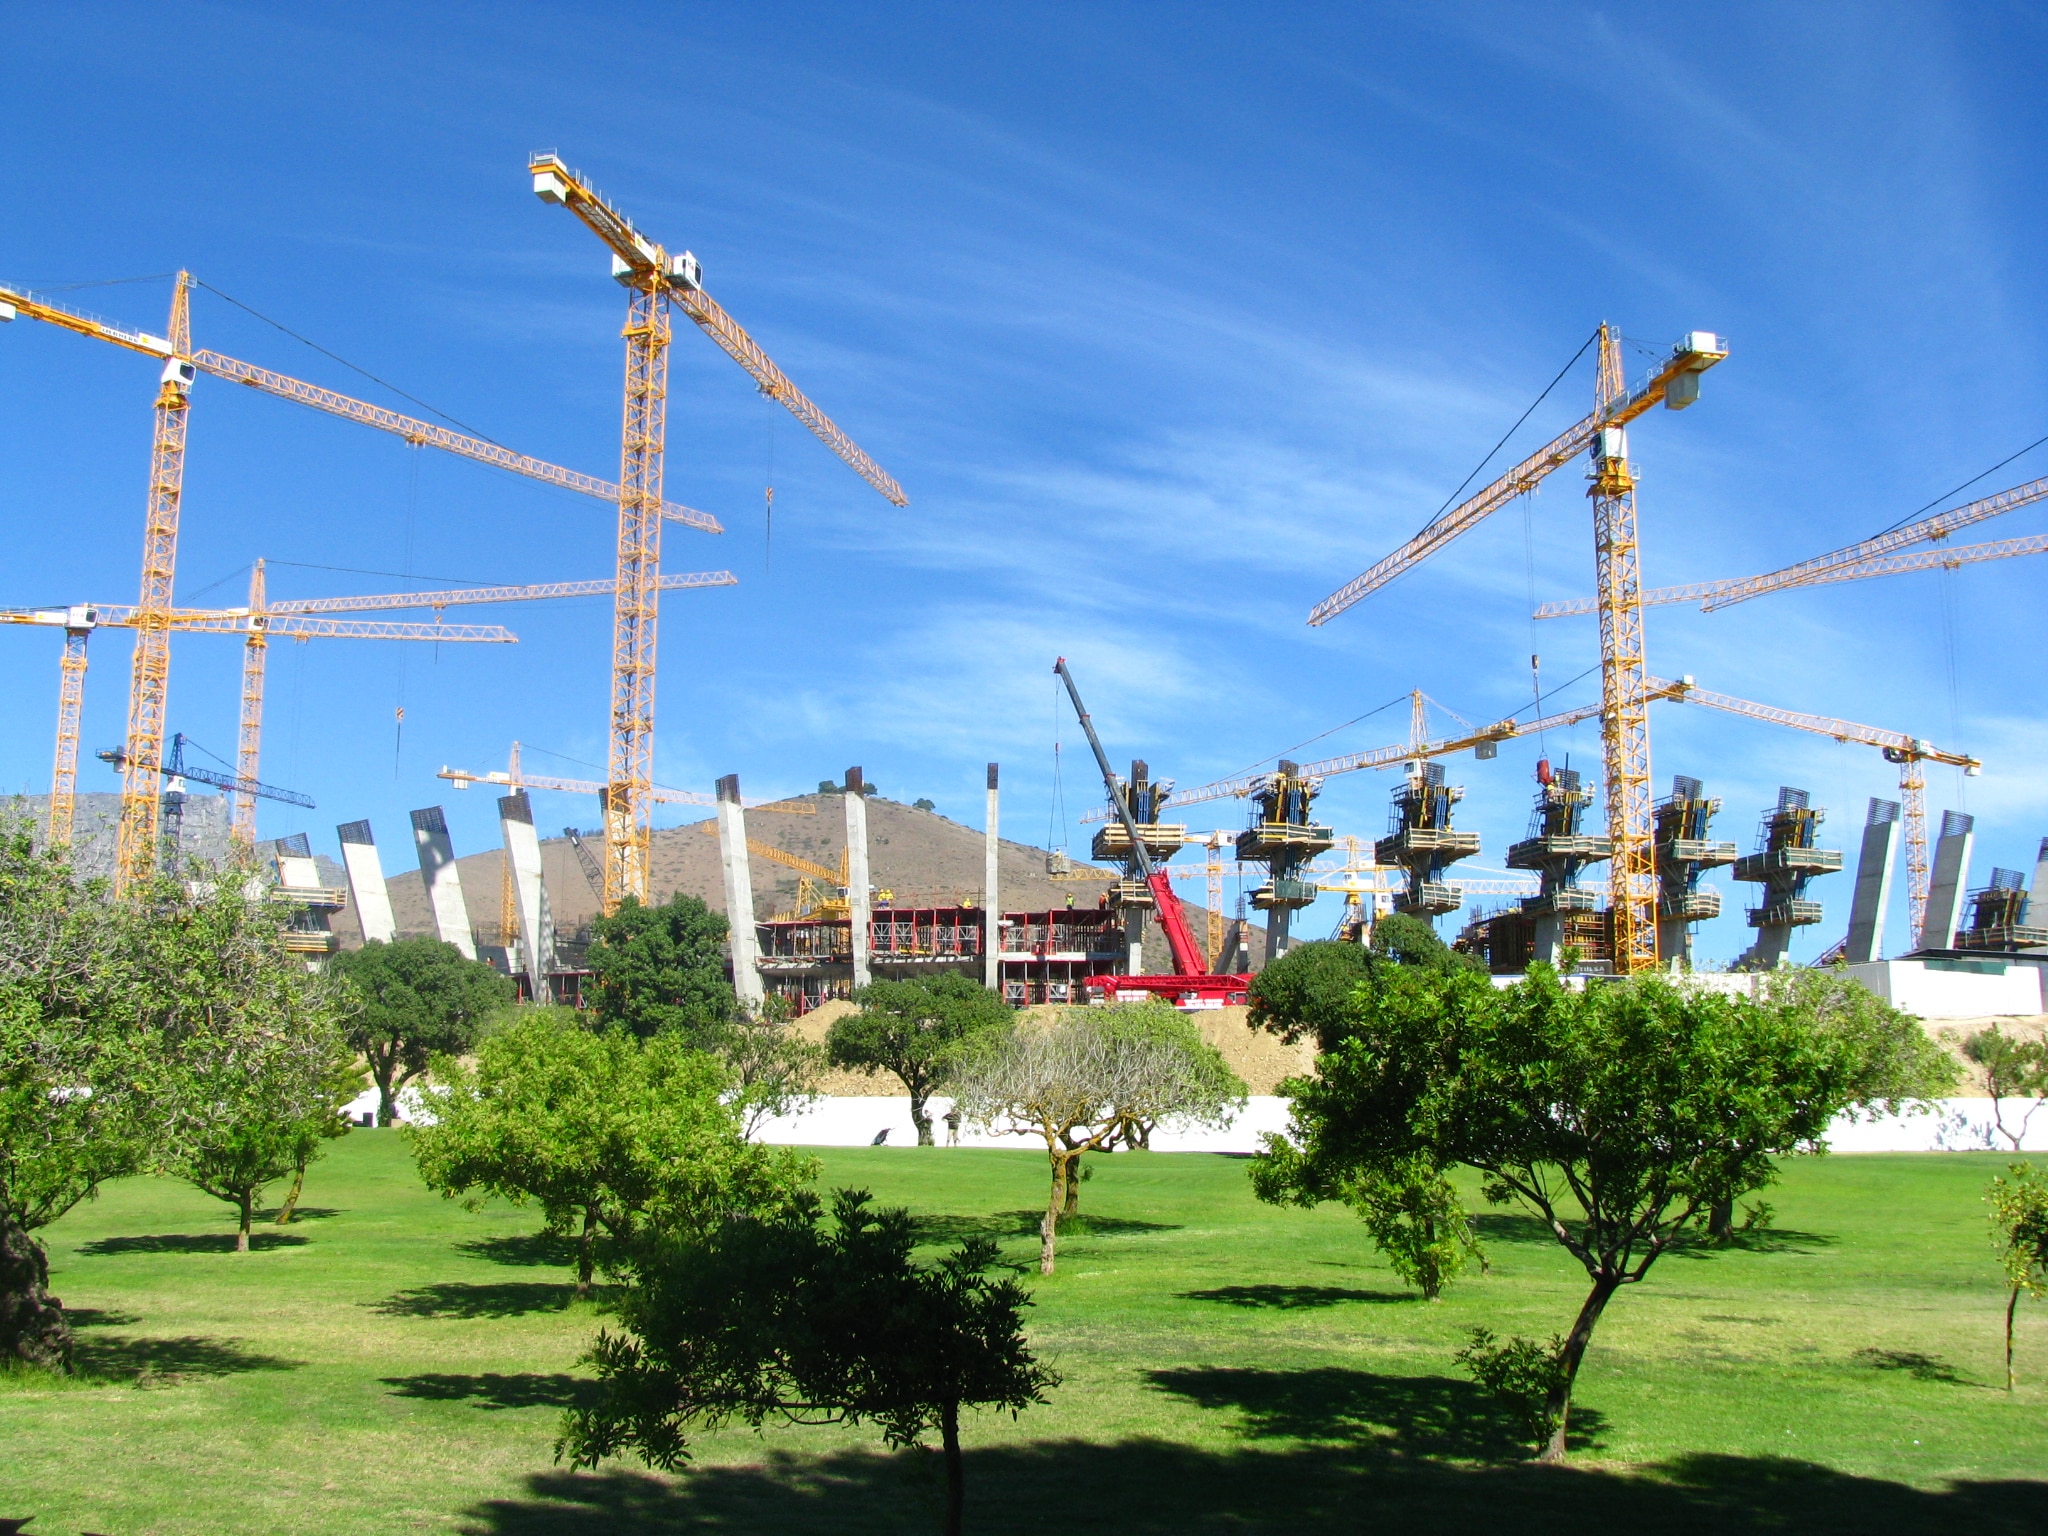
748;1093;2048;1155
345;1087;2046;1153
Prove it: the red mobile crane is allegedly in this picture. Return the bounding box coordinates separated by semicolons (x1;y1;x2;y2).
1054;658;1252;1008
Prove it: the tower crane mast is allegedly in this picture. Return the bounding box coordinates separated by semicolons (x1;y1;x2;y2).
1307;325;1727;972
529;153;904;913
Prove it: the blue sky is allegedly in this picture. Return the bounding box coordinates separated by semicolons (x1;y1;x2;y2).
2;3;2044;964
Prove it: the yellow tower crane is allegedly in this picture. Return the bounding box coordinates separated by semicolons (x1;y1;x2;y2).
0;277;728;892
2;601;516;851
1306;326;1728;971
528;153;904;913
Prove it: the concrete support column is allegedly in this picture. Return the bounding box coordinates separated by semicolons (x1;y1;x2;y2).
1126;908;1145;975
337;819;398;944
1920;810;1975;951
716;773;764;1011
1532;912;1563;967
2031;837;2048;913
1843;798;1901;964
410;806;477;959
844;768;871;990
982;763;1000;991
1267;906;1294;966
497;791;556;1003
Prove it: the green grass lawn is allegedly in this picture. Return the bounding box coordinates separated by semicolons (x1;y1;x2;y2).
4;1133;2045;1535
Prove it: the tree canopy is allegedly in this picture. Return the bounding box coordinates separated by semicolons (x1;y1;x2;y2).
329;936;513;1125
584;893;738;1041
1254;961;1954;1458
133;866;358;1251
827;973;1013;1145
560;1187;1055;1536
0;827;148;1366
952;1004;1244;1273
408;1011;814;1294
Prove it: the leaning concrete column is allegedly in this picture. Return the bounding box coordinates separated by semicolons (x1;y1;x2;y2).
410;806;477;959
716;773;764;1010
337;820;398;944
845;768;872;990
983;763;1000;990
2031;837;2048;913
1842;798;1900;964
497;791;556;1003
1919;810;1975;951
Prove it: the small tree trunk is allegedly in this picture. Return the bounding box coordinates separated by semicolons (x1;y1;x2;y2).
910;1093;934;1146
236;1192;254;1254
1064;1157;1081;1219
1538;1272;1621;1463
2008;1284;2021;1392
1707;1197;1735;1239
575;1206;598;1299
940;1399;964;1536
1041;1153;1069;1275
274;1157;309;1225
0;1212;72;1371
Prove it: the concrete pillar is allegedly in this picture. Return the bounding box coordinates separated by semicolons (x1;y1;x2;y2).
1532;912;1563;967
844;768;871;990
2031;837;2048;911
497;791;555;1003
1268;906;1294;965
1127;908;1145;975
982;763;1000;991
715;773;764;1011
337;820;398;944
410;806;477;960
1920;810;1975;951
1843;798;1900;964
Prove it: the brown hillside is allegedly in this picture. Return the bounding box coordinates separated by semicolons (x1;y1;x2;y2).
376;793;1268;969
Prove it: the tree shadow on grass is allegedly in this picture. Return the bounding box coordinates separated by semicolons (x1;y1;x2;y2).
1853;1348;1970;1385
456;1232;581;1269
383;1372;601;1412
256;1204;345;1224
457;1441;2048;1536
1468;1211;1558;1247
907;1211;1180;1246
374;1282;578;1320
60;1308;139;1329
76;1232;309;1256
1667;1226;1837;1259
1180;1284;1416;1309
1147;1365;1596;1459
74;1334;302;1383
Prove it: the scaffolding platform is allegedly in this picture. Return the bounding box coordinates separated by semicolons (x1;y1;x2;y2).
1091;823;1187;862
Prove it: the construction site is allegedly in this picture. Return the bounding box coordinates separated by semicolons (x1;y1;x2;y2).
4;162;2046;1029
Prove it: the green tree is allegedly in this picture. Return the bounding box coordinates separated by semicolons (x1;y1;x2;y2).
585;894;737;1041
1988;1162;2048;1391
1255;961;1953;1459
407;1012;814;1296
1247;938;1374;1049
951;1006;1244;1273
1962;1026;2047;1152
827;974;1013;1145
1253;1146;1482;1300
712;1006;826;1140
137;870;358;1251
1368;911;1483;973
329;936;513;1125
560;1187;1056;1536
0;827;148;1367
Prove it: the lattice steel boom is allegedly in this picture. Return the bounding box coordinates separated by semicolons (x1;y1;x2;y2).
0;282;723;533
1535;522;2048;619
531;152;902;908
